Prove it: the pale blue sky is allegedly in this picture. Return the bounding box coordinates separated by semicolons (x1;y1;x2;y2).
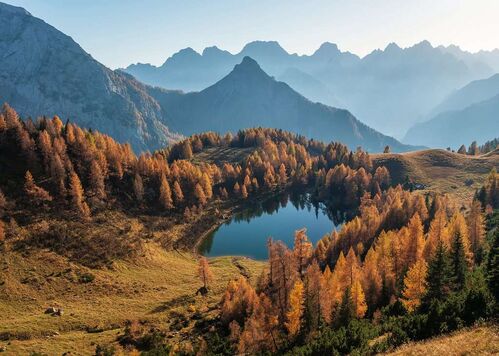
4;0;499;69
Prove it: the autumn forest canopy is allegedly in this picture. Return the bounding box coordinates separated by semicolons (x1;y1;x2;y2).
0;103;498;355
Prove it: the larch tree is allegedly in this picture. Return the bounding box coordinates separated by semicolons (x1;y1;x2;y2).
173;180;184;204
0;189;7;215
406;213;425;268
133;173;144;202
351;279;367;318
278;163;287;184
457;145;467;154
401;259;428;312
89;160;106;199
424;209;449;260
285;280;305;338
220;276;258;325
320;266;338;324
333;251;349;291
69;172;90;218
24;171;52;204
0;220;4;243
241;183;248;199
233;182;241;196
238;294;279;354
305;260;322;330
159;174;174;210
194;183;207;205
0;114;5;132
263;167;275;188
37;130;53;171
293;229;313;277
198;257;213;290
362;248;382;310
201;173;213;200
345;247;361;287
50;152;66;196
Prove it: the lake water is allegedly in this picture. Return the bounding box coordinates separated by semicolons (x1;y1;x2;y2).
198;192;343;260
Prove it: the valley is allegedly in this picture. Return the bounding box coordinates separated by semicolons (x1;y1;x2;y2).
0;1;498;355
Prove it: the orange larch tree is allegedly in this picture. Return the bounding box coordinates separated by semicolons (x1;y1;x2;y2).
350;279;367;318
293;229;313;278
159;174;174;210
69;172;90;219
285;280;305;338
405;213;425;267
198;257;214;290
401;259;428;312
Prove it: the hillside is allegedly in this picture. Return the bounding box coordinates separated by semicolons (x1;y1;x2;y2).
385;324;499;355
148;57;416;153
0;2;180;152
0;240;265;355
372;149;499;201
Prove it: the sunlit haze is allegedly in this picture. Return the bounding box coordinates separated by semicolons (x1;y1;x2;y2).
4;0;499;69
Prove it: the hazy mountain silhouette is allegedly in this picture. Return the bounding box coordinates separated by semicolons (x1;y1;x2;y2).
405;73;499;148
124;40;498;138
0;2;180;152
427;73;499;117
405;94;499;148
148;57;417;152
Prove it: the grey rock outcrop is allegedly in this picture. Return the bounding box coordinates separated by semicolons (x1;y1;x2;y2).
0;2;181;152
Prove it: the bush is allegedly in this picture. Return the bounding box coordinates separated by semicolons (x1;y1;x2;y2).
78;272;95;283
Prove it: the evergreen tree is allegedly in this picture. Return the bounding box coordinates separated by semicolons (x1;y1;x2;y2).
336;287;355;327
450;230;468;291
423;241;452;305
486;226;499;302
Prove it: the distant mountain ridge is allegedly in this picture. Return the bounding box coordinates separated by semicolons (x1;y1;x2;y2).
124;40;499;138
404;72;499;148
0;2;415;154
404;94;499;148
0;2;181;152
427;73;499;117
148;57;418;153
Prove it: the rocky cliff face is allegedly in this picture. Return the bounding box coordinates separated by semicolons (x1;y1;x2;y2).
0;2;180;152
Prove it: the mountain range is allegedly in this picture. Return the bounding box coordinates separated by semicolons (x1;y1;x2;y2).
124;41;499;138
0;2;416;153
147;57;414;152
405;73;499;148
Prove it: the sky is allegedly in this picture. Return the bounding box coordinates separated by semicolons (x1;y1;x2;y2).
4;0;499;69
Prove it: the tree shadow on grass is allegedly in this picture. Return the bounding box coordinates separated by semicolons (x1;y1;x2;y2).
150;294;195;314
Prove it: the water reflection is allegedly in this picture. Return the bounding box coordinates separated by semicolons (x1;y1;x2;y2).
199;191;348;260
